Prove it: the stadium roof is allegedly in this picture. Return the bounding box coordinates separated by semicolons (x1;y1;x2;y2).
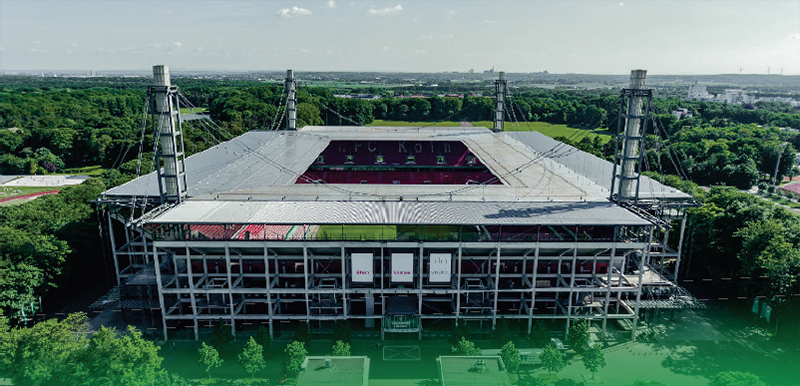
149;200;650;226
102;126;688;226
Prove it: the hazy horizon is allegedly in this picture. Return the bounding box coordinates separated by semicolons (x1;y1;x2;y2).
1;0;799;75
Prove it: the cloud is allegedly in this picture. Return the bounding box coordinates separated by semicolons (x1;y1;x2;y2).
618;2;624;6
414;50;426;54
482;20;497;24
172;42;182;47
791;33;800;40
32;40;43;44
278;6;312;18
419;34;434;40
368;5;403;15
30;48;45;53
326;0;336;8
446;9;456;19
380;46;390;51
442;34;455;40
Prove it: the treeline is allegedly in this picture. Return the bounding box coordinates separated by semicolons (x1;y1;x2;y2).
652;176;800;343
0;88;144;174
0;313;187;386
0;179;106;320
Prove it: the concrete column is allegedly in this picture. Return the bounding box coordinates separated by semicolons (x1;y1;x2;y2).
264;245;274;339
152;65;180;200
186;247;199;340
224;246;236;337
152;244;169;341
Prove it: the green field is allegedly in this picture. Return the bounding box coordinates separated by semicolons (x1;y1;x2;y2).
179;107;208;115
61;165;105;176
368;120;613;142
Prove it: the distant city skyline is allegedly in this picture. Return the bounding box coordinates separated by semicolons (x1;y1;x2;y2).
1;0;799;75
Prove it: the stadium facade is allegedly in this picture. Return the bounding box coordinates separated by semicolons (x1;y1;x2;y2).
96;67;693;341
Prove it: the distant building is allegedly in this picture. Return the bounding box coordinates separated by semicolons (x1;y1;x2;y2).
671;108;693;120
437;356;512;386
297;356;370;386
687;82;712;100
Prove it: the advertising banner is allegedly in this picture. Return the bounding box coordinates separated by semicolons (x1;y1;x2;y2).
351;253;373;282
429;253;451;282
392;253;414;282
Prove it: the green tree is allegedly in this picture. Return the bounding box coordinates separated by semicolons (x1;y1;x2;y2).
293;321;312;344
540;345;565;375
330;340;351;356
153;372;190;386
76;325;163;386
332;319;353;345
238;337;266;378
255;325;272;359
567;320;590;354
2;313;90;385
451;337;482;356
528;320;550;348
491;316;510;348
210;318;234;350
197;342;223;379
447;318;470;345
626;382;668;386
518;376;547;386
283;341;308;377
709;371;767;386
499;341;520;372
580;344;606;380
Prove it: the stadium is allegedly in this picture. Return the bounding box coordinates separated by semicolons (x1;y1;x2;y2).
96;67;693;341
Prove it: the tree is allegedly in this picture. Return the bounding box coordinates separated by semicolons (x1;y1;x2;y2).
540;345;565;375
709;371;767;386
626;382;668;386
238;337;266;378
567;320;590;354
518;376;547;386
197;342;223;379
528;320;550;348
254;325;272;359
580;344;605;380
332;319;353;345
499;341;521;372
451;337;482;356
293;321;312;344
448;318;470;345
331;340;351;356
491;316;510;348
283;341;308;377
2;313;90;385
210;318;234;350
77;325;163;386
153;372;190;386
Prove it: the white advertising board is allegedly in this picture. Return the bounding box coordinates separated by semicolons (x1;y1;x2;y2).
429;253;451;282
392;253;414;282
351;253;373;282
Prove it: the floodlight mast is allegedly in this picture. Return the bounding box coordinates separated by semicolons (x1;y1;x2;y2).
493;71;507;132
611;69;652;204
150;65;187;203
285;69;298;130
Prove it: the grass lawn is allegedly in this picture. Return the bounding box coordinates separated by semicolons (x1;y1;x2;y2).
153;303;800;386
0;185;60;197
180;107;209;115
368;120;613;142
61;165;106;176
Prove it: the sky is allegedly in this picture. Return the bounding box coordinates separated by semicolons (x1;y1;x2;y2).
0;0;799;75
